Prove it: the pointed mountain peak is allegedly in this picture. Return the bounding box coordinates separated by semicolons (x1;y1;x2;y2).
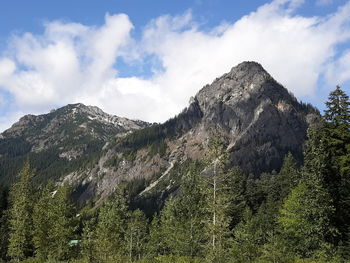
226;61;272;84
195;61;286;112
232;61;267;73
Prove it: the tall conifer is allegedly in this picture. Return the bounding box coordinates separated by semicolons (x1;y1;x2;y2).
8;160;35;262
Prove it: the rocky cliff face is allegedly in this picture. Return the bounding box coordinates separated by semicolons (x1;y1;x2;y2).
0;103;149;185
59;62;319;205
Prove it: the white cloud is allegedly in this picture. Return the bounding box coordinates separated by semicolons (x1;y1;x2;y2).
325;50;350;85
1;0;350;132
138;0;350;106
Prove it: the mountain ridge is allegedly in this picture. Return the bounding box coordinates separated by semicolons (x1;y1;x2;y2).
0;103;150;185
0;61;320;207
57;61;319;206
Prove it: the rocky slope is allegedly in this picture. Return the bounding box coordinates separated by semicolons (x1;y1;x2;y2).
59;62;319;206
0;103;149;185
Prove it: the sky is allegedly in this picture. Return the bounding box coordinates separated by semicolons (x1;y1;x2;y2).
0;0;350;131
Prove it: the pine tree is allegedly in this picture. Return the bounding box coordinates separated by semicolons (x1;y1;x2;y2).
94;186;128;262
230;208;262;263
277;127;335;258
146;214;168;258
7;160;35;262
48;184;77;260
277;153;301;200
0;187;9;261
203;137;232;262
81;216;97;263
324;85;350;127
33;183;77;261
126;209;148;261
32;182;55;261
323;85;350;179
323;85;350;243
160;163;206;257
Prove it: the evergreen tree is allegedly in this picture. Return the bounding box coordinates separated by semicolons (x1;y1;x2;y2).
81;216;97;263
160;163;206;257
94;186;128;262
277;153;301;200
324;85;350;127
203;137;232;262
48;184;77;260
146;214;168;258
7;160;35;262
32;182;55;261
230;208;262;263
277;127;335;258
126;209;148;261
33;183;77;261
0;187;9;261
323;85;350;243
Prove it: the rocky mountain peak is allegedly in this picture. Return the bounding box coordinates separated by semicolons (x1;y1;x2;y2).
230;61;268;75
195;61;285;108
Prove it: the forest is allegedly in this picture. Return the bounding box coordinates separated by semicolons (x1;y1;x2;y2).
0;86;349;263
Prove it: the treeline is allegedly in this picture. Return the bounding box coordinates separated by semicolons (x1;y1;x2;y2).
0;86;349;263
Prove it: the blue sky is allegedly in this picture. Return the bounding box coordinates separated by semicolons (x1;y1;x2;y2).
0;0;350;131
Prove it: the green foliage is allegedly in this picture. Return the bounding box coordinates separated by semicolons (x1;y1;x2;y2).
203;137;232;263
160;164;206;257
148;139;168;158
126;209;149;261
0;186;10;260
146;214;168;258
33;183;78;261
93;186;129;262
8;160;35;261
277;181;334;257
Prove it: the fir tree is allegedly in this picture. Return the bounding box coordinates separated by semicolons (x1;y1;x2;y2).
0;187;9;261
324;85;350;127
32;182;55;261
7;160;35;262
277;127;335;258
81;216;97;263
160;163;206;257
126;209;148;261
33;183;77;261
94;186;128;262
230;208;262;263
323;85;350;243
203;137;232;262
49;184;77;260
277;153;301;200
146;214;168;258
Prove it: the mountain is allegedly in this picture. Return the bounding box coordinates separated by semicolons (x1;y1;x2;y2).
0;62;320;209
0;103;149;185
56;62;319;207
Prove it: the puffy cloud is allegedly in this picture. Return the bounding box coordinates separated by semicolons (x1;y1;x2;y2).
1;0;350;131
1;14;133;111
